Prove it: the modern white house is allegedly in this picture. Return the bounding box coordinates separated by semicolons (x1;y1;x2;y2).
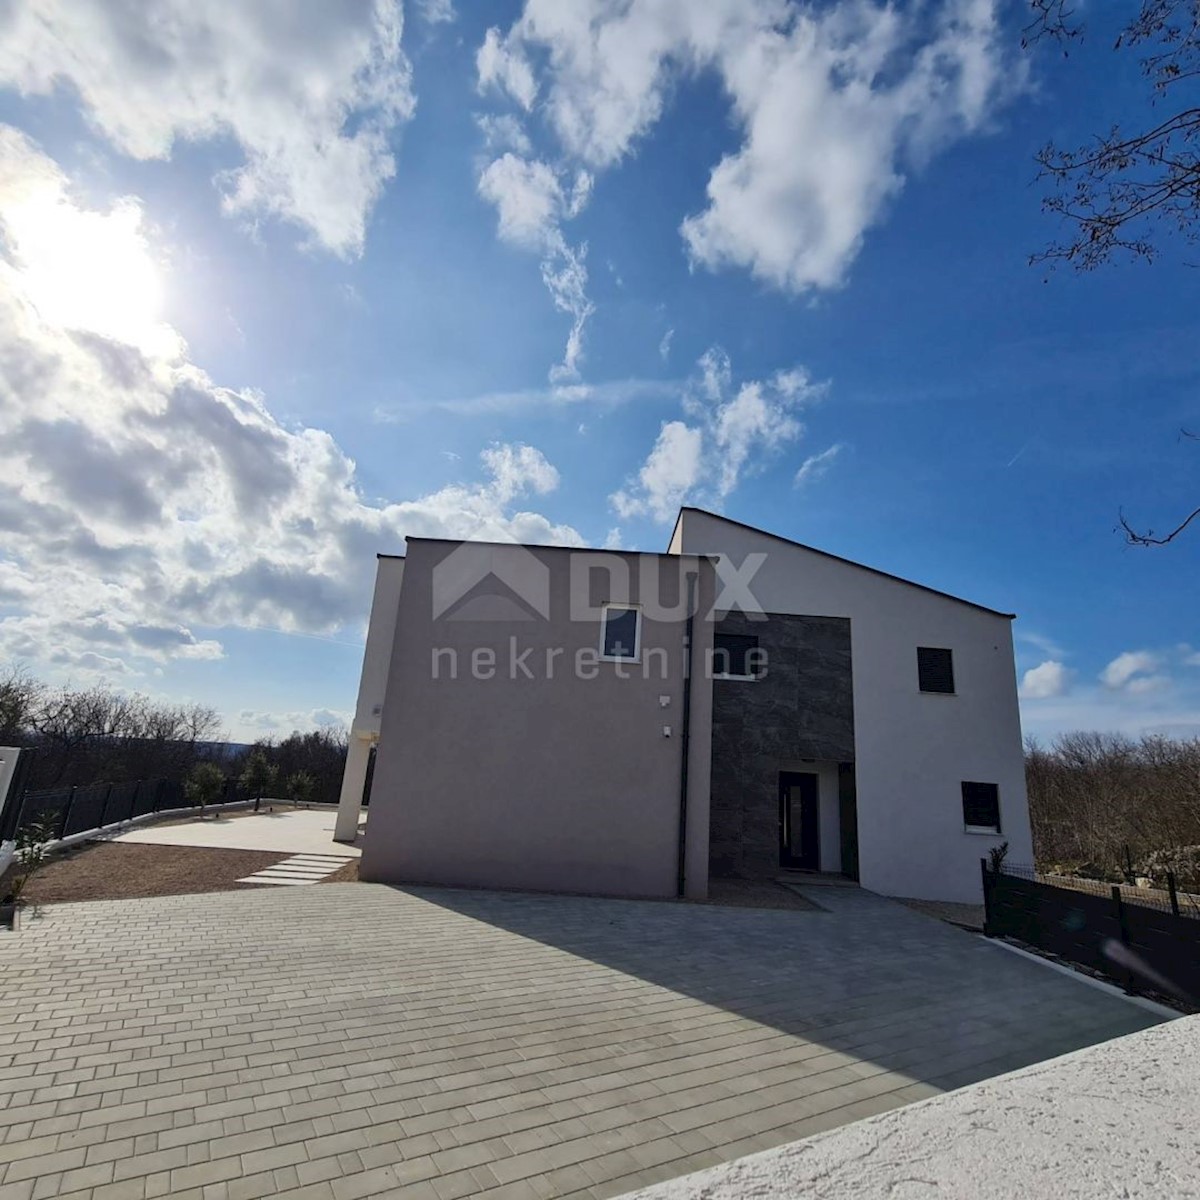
336;509;1031;904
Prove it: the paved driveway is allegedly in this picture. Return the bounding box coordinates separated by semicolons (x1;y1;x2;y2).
0;884;1162;1200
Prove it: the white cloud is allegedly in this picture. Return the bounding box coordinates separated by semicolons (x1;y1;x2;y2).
793;443;843;488
416;0;456;25
611;422;704;525
236;707;352;740
475;113;533;157
476;153;595;381
612;348;823;522
481;0;1017;293
1020;660;1073;700
0;0;414;257
1016;629;1067;661
659;328;674;361
1100;651;1164;692
477;26;537;110
0;130;582;678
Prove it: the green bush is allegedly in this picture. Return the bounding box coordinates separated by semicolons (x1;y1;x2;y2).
239;750;278;809
285;770;315;807
184;762;225;814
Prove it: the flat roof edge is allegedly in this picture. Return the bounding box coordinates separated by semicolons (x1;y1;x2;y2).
403;535;718;560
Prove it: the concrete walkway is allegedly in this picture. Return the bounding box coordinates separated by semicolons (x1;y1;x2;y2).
113;808;363;858
0;883;1161;1200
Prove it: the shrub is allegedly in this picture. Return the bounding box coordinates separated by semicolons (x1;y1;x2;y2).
285;770;315;807
239;750;278;811
184;762;225;815
3;814;57;906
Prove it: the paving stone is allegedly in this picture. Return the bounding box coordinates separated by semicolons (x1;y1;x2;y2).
0;883;1162;1199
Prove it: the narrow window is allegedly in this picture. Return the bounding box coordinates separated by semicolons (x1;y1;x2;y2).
600;605;640;661
961;781;1001;833
917;646;955;694
713;633;761;679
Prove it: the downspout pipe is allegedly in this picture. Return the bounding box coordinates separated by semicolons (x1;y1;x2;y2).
676;572;696;898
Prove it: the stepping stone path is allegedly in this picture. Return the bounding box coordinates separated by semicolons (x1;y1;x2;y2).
237;853;347;886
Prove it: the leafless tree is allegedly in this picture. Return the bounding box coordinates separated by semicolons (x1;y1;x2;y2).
1026;1;1200;269
1026;731;1200;873
1025;3;1200;544
0;665;41;744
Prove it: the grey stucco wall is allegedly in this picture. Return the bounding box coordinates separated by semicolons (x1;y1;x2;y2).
709;613;854;879
360;540;715;900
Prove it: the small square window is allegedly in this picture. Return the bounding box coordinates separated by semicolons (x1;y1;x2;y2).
962;781;1000;832
713;633;762;679
601;605;640;660
918;646;955;694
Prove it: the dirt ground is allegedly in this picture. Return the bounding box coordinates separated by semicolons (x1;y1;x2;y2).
2;845;829;911
0;841;346;905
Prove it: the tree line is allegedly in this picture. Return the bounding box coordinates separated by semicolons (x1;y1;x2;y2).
1026;732;1200;884
1;665;348;804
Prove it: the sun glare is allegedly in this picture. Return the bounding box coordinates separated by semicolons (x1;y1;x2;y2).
4;184;177;358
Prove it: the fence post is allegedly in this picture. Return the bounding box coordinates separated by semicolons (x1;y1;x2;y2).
1111;885;1136;995
1167;871;1180;918
99;783;115;827
980;857;992;937
57;786;77;840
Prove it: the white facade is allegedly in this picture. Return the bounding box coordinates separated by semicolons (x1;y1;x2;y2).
334;555;404;841
340;509;1032;903
671;508;1032;904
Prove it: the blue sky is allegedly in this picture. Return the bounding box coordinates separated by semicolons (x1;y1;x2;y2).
0;0;1196;742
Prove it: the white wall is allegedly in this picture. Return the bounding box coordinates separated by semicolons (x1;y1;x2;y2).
0;747;20;815
676;511;1031;903
350;557;405;736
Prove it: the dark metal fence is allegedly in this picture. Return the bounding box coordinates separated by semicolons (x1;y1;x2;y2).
983;860;1200;1010
3;776;244;846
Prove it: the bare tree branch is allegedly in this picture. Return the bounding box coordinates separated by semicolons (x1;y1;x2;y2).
1119;504;1200;545
1029;2;1200;268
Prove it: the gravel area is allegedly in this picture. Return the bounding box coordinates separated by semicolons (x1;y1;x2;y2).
895;897;985;930
1;841;290;905
699;878;821;911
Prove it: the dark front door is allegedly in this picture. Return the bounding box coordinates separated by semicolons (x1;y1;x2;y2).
779;772;820;870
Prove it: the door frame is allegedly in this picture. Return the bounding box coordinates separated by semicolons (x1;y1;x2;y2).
779;771;820;870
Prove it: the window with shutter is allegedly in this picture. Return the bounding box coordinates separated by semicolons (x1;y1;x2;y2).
917;646;955;693
961;781;1001;832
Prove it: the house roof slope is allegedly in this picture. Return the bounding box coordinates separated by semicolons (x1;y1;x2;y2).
669;507;1016;620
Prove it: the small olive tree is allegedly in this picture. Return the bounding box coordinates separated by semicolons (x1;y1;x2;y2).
285;770;316;809
239;749;278;813
184;762;225;817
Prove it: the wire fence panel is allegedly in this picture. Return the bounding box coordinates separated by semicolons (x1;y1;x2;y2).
10;775;227;846
984;861;1200;1010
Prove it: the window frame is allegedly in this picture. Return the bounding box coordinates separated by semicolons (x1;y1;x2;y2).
917;646;956;695
599;603;642;663
712;632;763;681
961;780;1001;834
